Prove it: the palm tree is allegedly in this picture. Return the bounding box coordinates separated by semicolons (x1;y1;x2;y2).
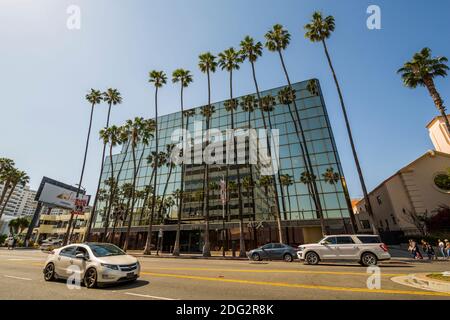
123;117;146;251
85;88;122;242
218;47;247;257
172;69;193;256
156;144;176;224
322;167;349;233
199;105;215;257
398;47;450;134
144;70;167;255
110;183;133;243
265;24;326;236
305;13;377;234
257;175;274;222
62;89;102;244
0;158;15;212
0;169;29;220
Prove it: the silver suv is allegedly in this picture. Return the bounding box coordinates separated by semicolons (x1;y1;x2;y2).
297;235;391;266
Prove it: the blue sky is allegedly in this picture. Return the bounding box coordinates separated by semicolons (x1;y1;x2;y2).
1;0;449;199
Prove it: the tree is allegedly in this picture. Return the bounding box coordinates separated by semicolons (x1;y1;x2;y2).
172;69;193;256
199;105;215;257
280;174;294;221
144;70;167;255
84;88;122;242
322;167;349;233
265;24;326;236
218;47;247;257
398;47;450;135
0;169;29;220
305;12;373;234
0;158;15;214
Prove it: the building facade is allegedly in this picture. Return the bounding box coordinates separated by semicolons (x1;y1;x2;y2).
90;80;354;251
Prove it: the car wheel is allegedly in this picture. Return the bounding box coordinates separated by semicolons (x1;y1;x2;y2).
252;253;261;261
305;252;319;265
283;253;293;262
43;263;55;281
361;252;378;266
84;268;97;289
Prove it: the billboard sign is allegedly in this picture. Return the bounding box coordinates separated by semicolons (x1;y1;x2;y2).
35;177;90;210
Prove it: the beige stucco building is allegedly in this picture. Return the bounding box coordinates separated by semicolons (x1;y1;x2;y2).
355;115;450;239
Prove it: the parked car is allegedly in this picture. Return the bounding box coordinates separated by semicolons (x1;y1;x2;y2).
297;234;391;266
40;238;63;251
43;243;140;288
247;243;298;262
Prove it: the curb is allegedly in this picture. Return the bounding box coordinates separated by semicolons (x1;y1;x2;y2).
391;273;450;294
130;253;248;261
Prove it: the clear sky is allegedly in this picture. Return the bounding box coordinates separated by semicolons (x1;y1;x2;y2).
1;0;449;199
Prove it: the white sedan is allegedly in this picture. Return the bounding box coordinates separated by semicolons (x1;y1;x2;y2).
43;243;140;288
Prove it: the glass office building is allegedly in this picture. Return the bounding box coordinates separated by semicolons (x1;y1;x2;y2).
91;80;355;251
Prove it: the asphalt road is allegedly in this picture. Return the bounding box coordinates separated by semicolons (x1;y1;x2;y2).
0;249;449;300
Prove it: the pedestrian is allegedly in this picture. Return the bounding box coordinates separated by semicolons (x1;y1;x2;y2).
438;239;446;259
425;243;435;261
445;240;450;260
7;235;14;250
414;240;423;259
408;239;416;258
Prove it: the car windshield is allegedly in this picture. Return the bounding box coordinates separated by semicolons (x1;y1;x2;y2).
87;244;125;257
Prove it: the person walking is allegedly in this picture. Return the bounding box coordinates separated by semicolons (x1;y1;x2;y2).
425;242;435;261
438;239;446;259
7;235;14;250
413;240;423;259
445;240;450;260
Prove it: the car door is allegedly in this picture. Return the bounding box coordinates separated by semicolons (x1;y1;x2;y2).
317;236;338;259
259;243;273;259
70;246;89;279
271;243;285;259
336;236;359;259
56;246;76;277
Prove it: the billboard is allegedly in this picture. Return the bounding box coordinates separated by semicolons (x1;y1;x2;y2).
35;177;90;211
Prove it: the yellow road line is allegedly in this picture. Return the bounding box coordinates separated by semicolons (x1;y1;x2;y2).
142;267;405;277
141;271;450;297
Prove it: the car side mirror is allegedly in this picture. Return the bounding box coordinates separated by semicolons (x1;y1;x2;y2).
75;253;86;260
320;241;329;245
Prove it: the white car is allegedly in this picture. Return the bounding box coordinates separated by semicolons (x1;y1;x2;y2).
40;238;63;251
43;243;140;288
297;235;391;266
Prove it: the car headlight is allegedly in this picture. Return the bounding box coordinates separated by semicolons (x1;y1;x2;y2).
101;263;119;270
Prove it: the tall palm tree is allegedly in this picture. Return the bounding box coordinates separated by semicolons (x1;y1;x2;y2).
322;167;349;233
0;169;29;220
398;47;450;134
257;175;274;222
305;13;377;234
199;105;215;257
156;144;176;224
123;117;146;251
85;88;122;242
172;69;193;256
218;47;247;257
144;70;167;255
265;24;326;236
0;158;15;212
62;89;103;244
198;52;217;257
99;125;120;239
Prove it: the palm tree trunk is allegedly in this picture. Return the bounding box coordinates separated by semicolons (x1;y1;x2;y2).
423;77;450;135
249;61;283;241
64;102;97;245
144;88;159;255
123;141;138;251
0;181;11;221
202;69;211;257
321;40;377;235
157;165;174;222
277;49;327;236
102;142;115;240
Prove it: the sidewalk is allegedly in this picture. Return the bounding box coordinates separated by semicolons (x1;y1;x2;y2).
127;250;248;260
392;273;450;294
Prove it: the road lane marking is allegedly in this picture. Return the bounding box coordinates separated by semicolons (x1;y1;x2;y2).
141;272;450;297
141;267;405;277
3;275;32;281
124;292;176;300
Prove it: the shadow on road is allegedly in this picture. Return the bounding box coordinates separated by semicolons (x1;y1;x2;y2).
100;280;150;290
315;263;413;268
